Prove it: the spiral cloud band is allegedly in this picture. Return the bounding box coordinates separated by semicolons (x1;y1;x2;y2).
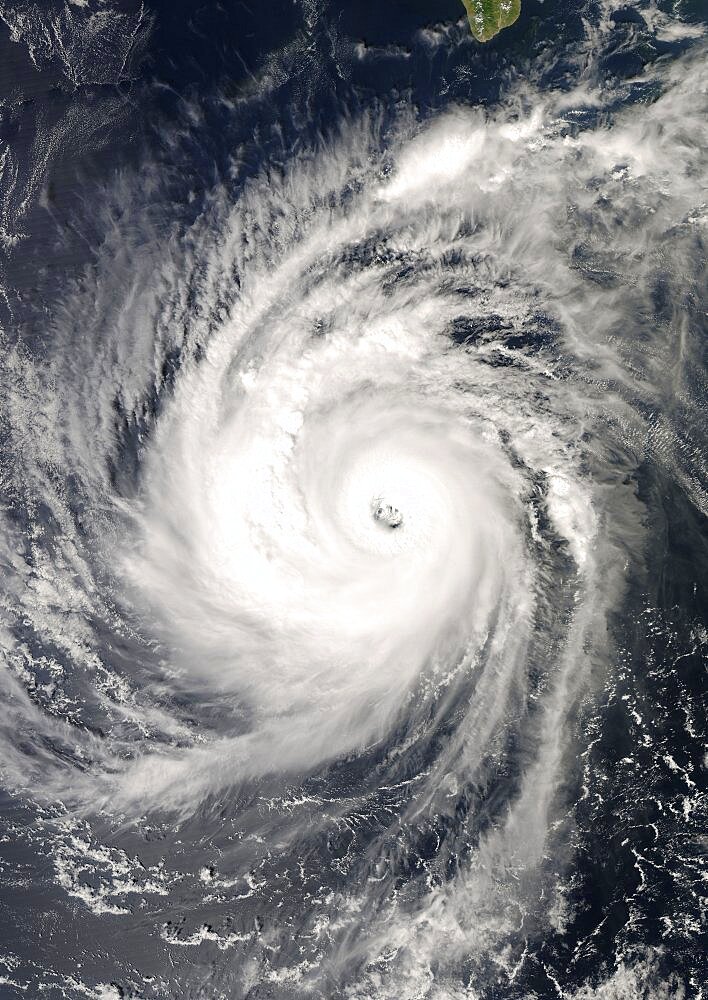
0;5;706;996
105;103;608;815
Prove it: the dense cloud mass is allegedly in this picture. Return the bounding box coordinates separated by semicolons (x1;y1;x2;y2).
0;1;705;997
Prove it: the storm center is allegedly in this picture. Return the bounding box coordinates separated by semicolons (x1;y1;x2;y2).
372;498;403;529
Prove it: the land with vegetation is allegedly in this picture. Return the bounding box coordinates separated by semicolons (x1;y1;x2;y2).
461;0;521;41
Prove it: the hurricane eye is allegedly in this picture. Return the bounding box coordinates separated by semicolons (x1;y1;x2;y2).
372;500;403;528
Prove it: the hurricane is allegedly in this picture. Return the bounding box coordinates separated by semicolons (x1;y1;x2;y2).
0;1;705;997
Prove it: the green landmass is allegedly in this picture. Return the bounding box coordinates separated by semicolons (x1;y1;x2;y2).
461;0;521;42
